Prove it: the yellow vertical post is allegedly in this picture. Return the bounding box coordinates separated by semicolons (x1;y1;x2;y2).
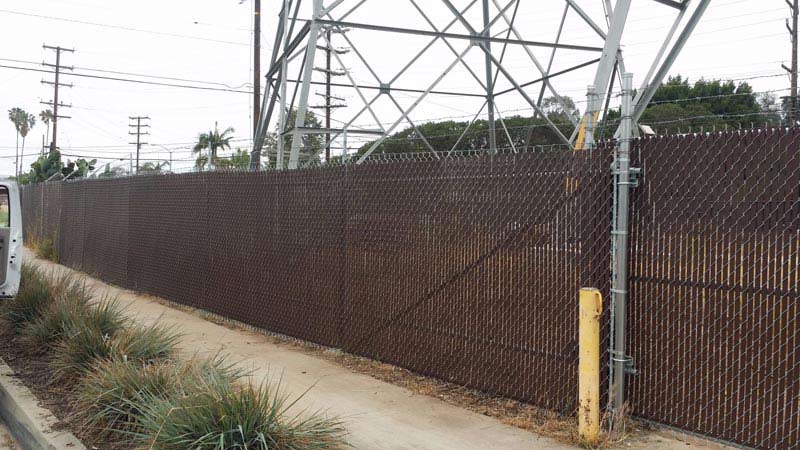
579;287;602;444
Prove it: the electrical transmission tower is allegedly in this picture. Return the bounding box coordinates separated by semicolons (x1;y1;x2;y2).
252;0;710;168
129;116;151;174
41;45;74;153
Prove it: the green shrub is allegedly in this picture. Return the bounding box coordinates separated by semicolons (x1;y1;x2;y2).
51;321;180;381
133;378;348;450
75;354;245;438
2;264;52;330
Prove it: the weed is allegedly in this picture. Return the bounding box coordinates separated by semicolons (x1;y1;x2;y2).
33;235;59;263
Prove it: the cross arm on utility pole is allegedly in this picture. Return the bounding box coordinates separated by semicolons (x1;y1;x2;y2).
41;63;74;70
40;80;73;87
40;101;72;108
43;45;74;52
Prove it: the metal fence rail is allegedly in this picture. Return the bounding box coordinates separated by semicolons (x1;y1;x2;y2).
20;129;800;448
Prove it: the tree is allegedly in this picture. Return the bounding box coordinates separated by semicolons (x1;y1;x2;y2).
39;110;53;151
8;108;36;177
541;95;579;123
355;98;576;157
139;161;169;174
193;123;235;170
637;76;781;134
62;158;97;179
21;150;63;184
97;165;126;179
266;109;323;168
217;149;251;170
17;150;96;184
195;154;209;172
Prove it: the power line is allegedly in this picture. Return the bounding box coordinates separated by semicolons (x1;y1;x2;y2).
0;9;251;47
0;64;252;93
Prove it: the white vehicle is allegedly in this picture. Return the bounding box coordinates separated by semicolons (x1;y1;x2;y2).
0;181;22;298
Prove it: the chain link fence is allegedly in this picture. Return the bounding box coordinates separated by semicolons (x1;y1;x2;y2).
627;129;800;449
20;129;800;448
22;147;611;415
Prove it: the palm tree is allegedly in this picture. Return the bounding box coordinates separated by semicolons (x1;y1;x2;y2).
8;108;36;177
140;161;169;174
193;123;235;170
39;110;53;153
195;154;209;172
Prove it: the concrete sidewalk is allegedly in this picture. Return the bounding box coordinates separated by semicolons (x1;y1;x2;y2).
25;252;723;450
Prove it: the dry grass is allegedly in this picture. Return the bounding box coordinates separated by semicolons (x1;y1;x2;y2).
27;234;59;263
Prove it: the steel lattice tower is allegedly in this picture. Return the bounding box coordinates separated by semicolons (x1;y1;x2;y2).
253;0;710;169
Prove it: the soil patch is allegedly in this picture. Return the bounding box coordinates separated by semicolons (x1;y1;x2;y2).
0;329;129;450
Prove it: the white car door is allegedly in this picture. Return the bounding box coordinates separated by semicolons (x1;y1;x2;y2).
0;181;22;298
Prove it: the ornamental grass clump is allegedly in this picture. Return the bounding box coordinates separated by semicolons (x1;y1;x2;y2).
75;354;244;439
1;263;53;330
23;295;126;350
132;377;348;450
51;320;181;381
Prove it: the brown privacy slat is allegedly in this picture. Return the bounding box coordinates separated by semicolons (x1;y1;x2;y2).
628;129;800;449
19;130;800;448
22;150;607;414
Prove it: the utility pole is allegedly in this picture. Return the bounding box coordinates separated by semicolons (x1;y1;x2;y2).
41;45;74;153
784;0;799;124
128;116;150;174
253;0;261;140
312;27;349;162
325;28;332;161
483;0;497;154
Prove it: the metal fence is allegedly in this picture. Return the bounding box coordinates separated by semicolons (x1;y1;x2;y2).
627;129;800;449
20;129;800;449
21;148;611;415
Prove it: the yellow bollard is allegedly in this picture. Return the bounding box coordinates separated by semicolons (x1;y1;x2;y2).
579;287;602;445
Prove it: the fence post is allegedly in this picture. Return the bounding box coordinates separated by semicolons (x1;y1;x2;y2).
610;72;634;422
579;288;602;444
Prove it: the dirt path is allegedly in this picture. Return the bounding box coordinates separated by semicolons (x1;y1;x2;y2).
25;252;726;450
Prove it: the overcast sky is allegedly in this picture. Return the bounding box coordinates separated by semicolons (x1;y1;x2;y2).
0;0;791;176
